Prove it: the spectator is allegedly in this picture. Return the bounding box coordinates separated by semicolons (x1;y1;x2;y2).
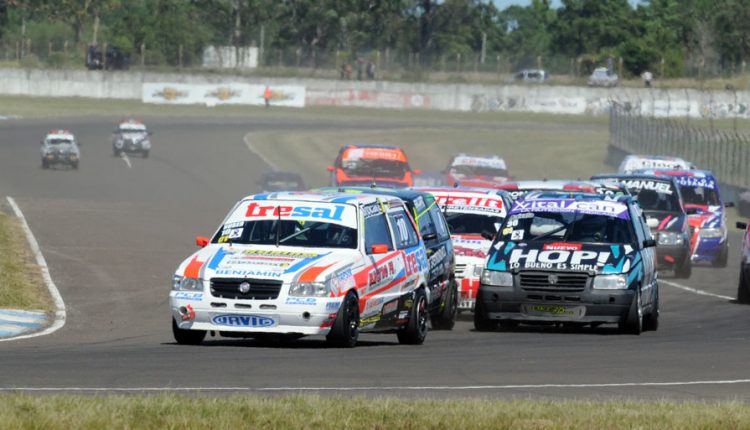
345;63;352;80
356;57;364;81
366;61;376;80
263;86;272;107
642;70;653;88
340;63;347;80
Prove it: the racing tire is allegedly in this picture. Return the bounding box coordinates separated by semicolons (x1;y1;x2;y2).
41;160;49;169
712;243;729;268
71;162;79;170
737;270;750;304
473;293;496;332
642;290;659;332
142;150;149;158
397;288;428;345
619;289;643;335
326;291;359;348
430;279;457;331
171;318;206;345
674;259;692;279
113;149;121;157
497;320;520;330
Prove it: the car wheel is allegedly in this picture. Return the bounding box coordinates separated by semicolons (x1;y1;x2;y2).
326;291;359;348
41;160;49;169
71;162;79;170
675;258;692;279
114;149;121;157
473;291;496;331
430;278;457;330
398;288;428;345
643;288;659;332
142;150;149;158
737;269;750;304
619;288;643;335
712;243;729;268
171;318;206;345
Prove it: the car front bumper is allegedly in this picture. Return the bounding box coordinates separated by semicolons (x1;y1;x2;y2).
691;237;725;263
655;243;689;270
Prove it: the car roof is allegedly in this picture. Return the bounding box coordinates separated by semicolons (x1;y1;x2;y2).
414;186;510;198
522;190;632;204
450;154;507;168
591;173;678;183
635;168;715;179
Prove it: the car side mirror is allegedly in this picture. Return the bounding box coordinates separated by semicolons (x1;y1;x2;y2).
196;236;209;247
481;231;495;241
685;208;699;215
371;244;389;254
725;201;735;208
326;165;335;172
422;232;437;242
737;221;748;230
643;239;657;248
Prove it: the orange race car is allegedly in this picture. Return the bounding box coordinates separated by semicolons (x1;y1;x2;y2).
327;145;420;188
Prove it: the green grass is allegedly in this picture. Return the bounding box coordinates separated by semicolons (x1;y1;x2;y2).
0;395;748;429
0;209;50;311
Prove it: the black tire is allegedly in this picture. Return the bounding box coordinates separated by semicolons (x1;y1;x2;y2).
142;150;149;158
674;258;692;279
498;320;520;330
737;269;750;304
712;243;729;268
473;291;496;331
643;288;659;332
430;279;457;330
619;289;643;335
326;291;359;348
114;149;121;157
41;160;49;169
172;318;206;345
71;162;79;170
397;288;429;345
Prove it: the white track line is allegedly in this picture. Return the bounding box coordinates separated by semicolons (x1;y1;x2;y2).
3;379;750;392
660;280;734;301
243;133;279;170
120;153;132;169
2;197;66;342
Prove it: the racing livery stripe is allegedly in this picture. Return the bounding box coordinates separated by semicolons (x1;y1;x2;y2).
657;215;672;231
298;263;335;283
184;255;204;279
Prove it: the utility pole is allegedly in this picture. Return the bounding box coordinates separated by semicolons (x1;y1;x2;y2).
259;25;265;68
480;32;486;65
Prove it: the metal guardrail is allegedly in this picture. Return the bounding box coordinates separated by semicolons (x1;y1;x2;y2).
609;103;750;189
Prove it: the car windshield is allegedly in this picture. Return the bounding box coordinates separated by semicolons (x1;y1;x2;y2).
211;220;357;249
119;125;146;132
342;158;408;178
499;211;634;245
680;185;720;206
623;182;682;212
47;138;73;145
450;165;508;177
445;213;502;237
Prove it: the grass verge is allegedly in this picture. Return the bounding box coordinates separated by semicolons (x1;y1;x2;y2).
0;394;748;429
0;207;50;311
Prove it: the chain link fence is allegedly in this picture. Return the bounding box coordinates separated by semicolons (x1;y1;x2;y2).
609;103;750;189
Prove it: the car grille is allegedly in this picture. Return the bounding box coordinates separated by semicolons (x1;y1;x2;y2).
455;264;467;278
519;271;589;292
210;278;282;300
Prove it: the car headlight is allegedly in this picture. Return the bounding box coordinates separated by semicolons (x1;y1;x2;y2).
481;270;513;287
472;265;484;278
172;274;203;291
289;281;329;297
699;228;724;239
658;231;684;246
593;274;628;290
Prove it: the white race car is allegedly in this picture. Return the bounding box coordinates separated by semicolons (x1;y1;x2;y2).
415;187;511;311
618;154;695;174
170;192;430;347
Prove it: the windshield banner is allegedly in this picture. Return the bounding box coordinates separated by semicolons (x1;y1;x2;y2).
431;191;506;216
451;156;506;169
620;179;674;194
226;201;358;229
509;199;630;220
673;175;716;189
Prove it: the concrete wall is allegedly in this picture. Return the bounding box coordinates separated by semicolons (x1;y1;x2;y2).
2;67;750;118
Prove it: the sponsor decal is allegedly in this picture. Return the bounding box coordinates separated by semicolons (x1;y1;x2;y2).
511;230;524;241
181;304;196;321
510;199;630;220
206;87;241;101
543;242;583;251
211;314;276;327
174;292;204;301
382;300;399;315
452;156;506;169
621;180;674;195
326;301;341;311
428;246;448;271
361;203;383;219
433;194;505;214
674;176;716;189
245;202;346;222
285;297;317;305
507;248;611;271
405;248;428;277
152;87;188;101
364;297;384;312
243;250;320;259
369;261;396;286
213;269;282;277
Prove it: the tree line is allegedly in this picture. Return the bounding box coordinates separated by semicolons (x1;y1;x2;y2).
1;0;749;77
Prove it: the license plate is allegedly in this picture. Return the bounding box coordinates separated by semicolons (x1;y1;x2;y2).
521;304;585;318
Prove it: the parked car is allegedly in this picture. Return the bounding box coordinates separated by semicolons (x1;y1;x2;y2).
513;69;549;83
316;186;457;329
169;192;431;347
327;144;420;189
40;129;80;169
257;171;306;193
477;192;659;334
588;67;618;87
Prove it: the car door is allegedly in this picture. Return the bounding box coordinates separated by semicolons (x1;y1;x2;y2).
360;201;400;328
630;203;656;308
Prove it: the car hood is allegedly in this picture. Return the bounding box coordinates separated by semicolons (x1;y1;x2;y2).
486;241;638;275
119;132;148;140
642;210;686;233
176;244;362;285
45;143;77;152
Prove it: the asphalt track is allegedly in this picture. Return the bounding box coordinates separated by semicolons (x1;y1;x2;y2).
1;115;749;400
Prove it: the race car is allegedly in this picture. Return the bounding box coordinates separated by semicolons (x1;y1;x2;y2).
40;129;80;169
735;220;750;303
327;145;421;188
112;119;151;157
638;169;733;267
496;180;625;202
445;154;510;188
256;171;306;193
169;192;430;347
592;173;692;277
617;154;695;174
316;186;457;329
476;192;659;334
414;187;512;311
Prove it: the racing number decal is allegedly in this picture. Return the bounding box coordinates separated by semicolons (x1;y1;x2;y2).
404;252;419;276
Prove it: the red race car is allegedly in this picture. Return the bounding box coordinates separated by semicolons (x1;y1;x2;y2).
446;154;510;188
328;145;420;188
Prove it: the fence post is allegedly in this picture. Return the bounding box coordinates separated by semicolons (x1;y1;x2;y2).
102;42;108;69
140;43;145;67
384;48;389;71
178;44;183;68
48;41;52;56
63;40;68;56
456;52;461;73
15;40;20;61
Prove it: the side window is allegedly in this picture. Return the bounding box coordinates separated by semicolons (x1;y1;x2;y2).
364;211;393;253
629;205;647;247
415;206;437;240
429;205;450;241
388;208;419;249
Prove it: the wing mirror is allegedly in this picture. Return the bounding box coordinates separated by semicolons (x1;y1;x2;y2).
725;201;735;208
371;244;389;254
643;239;657;248
326;165;335;172
737;221;748;230
195;236;210;247
481;231;495;241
